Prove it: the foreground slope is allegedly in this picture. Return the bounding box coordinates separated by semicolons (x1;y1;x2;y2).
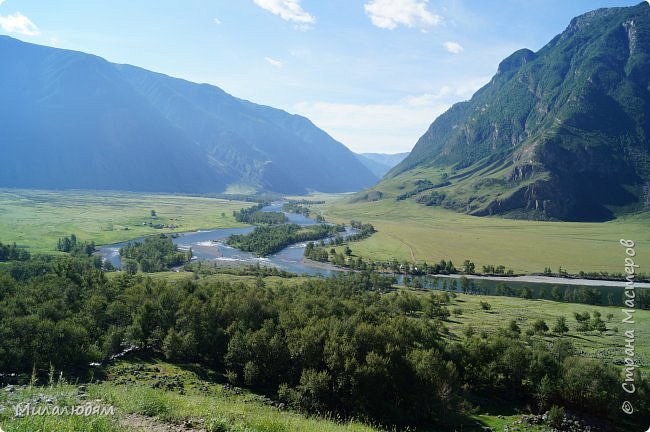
383;2;650;221
0;36;377;194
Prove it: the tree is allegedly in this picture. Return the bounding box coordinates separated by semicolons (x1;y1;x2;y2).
163;328;195;361
548;405;565;428
553;316;569;336
123;259;138;275
590;311;607;334
509;319;521;336
574;311;591;332
284;369;332;412
520;286;533;299
462;260;475;274
244;361;260;386
535;375;555;410
551;286;562;301
460;276;470;293
532;319;549;334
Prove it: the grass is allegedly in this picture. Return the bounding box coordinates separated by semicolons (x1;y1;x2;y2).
424;288;650;430
0;383;125;432
91;360;379;432
0;189;254;253
324;196;650;274
0;360;379;431
428;289;650;374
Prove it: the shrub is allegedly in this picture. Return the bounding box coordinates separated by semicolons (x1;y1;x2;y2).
547;405;565;428
225;370;238;385
532;319;549;334
137;391;169;417
509;319;521;335
247;418;289;432
206;416;232;432
552;316;569;335
463;325;476;338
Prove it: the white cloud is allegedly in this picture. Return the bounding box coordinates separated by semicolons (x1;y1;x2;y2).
0;11;40;36
443;41;463;54
264;56;283;68
294;97;449;153
452;76;491;99
293;77;491;153
253;0;315;28
364;0;441;30
0;0;5;6
403;87;452;106
213;17;221;25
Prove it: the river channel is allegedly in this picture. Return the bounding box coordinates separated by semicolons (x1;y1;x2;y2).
97;202;353;276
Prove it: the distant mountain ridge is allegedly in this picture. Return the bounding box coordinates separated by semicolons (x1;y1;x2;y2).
355;152;409;178
0;36;378;194
383;2;650;221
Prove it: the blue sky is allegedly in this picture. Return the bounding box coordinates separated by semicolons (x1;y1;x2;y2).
0;0;645;153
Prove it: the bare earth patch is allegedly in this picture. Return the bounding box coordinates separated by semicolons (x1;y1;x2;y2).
119;413;207;432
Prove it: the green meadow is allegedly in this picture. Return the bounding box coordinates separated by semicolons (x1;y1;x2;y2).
0;361;378;432
0;189;253;253
324;196;650;274
439;290;650;373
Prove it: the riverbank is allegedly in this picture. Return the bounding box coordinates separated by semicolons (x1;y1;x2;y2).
323;196;650;274
303;257;650;288
434;273;650;288
98;202;357;276
0;189;253;253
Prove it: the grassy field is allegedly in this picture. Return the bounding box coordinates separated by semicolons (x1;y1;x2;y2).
415;288;650;430
0;189;254;253
0;360;380;432
0;356;547;432
435;290;650;373
324;196;650;274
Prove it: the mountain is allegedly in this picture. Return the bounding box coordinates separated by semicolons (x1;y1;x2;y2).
355;152;409;178
0;36;378;194
382;2;650;221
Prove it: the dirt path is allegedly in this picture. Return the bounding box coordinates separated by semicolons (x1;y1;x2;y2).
387;233;416;262
119;413;206;432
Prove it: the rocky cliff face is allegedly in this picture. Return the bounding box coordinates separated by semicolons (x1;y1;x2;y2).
387;2;650;221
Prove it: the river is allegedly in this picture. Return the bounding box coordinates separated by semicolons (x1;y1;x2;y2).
98;202;352;276
97;202;649;296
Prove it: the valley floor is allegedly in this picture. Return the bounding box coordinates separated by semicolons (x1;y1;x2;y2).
322;196;650;275
3;188;647;277
0;189;254;253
